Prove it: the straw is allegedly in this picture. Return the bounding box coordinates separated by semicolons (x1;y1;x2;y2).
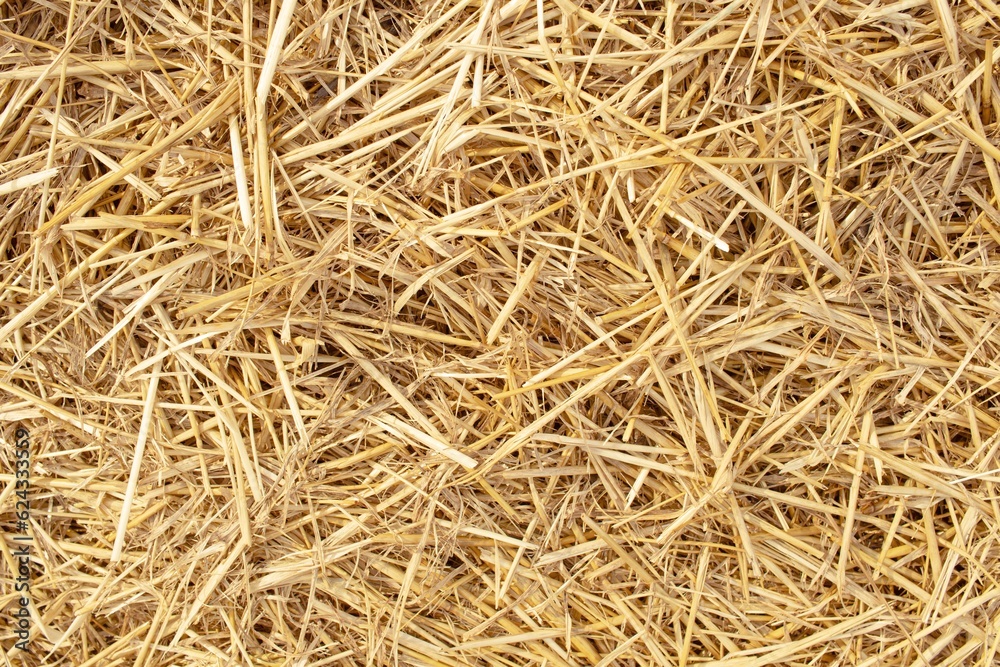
1;0;1000;665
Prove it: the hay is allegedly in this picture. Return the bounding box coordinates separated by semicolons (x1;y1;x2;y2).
1;0;1000;665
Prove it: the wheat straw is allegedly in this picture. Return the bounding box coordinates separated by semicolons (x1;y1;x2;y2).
2;0;1000;665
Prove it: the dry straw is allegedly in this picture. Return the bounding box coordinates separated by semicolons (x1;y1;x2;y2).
1;0;1000;665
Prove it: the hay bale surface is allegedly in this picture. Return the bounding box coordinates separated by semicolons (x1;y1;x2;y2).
2;0;1000;665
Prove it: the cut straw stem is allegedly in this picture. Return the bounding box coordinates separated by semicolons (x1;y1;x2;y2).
255;0;298;110
110;340;165;562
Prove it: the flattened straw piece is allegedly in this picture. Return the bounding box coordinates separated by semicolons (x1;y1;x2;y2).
375;414;478;469
549;0;646;49
169;537;250;646
394;247;475;314
486;250;548;344
265;329;310;452
837;418;868;593
110;340;165;563
42;110;161;200
331;331;476;469
450;629;566;651
663;207;729;252
418;0;496;174
928;0;961;71
581;516;658;587
229;115;253;231
0;167;58;196
983;40;994;124
86;266;185;357
496;515;538;601
679;551;711;667
437;519;537;549
912;88;1000;163
0;378;110;438
255;0;297;110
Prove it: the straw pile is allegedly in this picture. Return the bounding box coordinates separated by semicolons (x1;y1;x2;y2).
1;0;1000;665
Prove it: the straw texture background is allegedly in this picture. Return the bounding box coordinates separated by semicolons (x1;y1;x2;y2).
2;0;1000;665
